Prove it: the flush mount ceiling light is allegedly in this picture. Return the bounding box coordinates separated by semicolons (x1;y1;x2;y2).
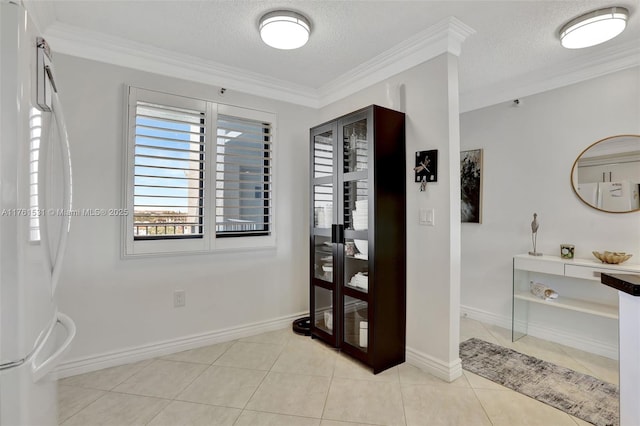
560;7;629;49
259;10;311;50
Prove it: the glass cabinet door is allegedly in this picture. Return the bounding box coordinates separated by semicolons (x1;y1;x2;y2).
314;286;334;335
339;112;370;354
311;123;338;343
313;235;333;283
311;129;335;321
343;295;368;351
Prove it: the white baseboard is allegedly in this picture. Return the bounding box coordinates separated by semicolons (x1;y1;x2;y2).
460;305;618;360
460;305;512;329
406;346;462;382
53;311;308;380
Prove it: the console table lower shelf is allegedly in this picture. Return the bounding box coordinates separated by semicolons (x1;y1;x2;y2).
513;291;618;319
512;254;640;344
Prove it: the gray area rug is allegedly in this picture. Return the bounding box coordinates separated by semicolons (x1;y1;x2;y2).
460;338;619;426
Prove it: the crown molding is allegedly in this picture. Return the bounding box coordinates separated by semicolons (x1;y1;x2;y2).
43;18;637;114
317;17;476;107
43;18;474;110
44;22;321;108
460;39;640;113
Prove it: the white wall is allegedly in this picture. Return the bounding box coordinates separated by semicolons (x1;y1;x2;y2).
54;54;316;370
319;54;463;380
460;67;640;356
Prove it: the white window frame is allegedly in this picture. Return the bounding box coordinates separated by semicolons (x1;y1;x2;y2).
123;86;276;257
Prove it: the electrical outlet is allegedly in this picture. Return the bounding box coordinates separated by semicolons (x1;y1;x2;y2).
174;290;186;308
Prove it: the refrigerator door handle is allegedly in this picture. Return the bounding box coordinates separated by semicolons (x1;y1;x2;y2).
31;311;76;382
38;91;72;295
50;92;72;295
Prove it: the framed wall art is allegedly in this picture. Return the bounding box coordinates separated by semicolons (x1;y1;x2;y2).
461;149;483;223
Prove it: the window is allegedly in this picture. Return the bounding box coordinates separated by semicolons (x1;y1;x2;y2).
29;108;42;242
124;87;276;256
133;101;205;240
216;114;272;237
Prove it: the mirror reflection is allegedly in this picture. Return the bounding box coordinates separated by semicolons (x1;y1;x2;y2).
571;135;640;213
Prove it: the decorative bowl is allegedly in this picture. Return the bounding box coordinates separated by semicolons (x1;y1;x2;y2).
592;251;633;264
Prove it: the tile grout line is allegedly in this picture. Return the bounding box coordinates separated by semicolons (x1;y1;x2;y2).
57;388;109;426
231;333;289;424
318;339;337;423
397;364;409;426
145;338;237;426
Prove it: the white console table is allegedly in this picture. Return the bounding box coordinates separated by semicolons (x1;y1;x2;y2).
512;254;640;342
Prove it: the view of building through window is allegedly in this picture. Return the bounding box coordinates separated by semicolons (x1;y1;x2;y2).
133;102;204;239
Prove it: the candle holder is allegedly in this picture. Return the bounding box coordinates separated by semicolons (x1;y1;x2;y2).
561;244;575;259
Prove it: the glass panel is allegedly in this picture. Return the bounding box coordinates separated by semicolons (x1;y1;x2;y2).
344;296;368;349
344;238;368;293
512;266;529;341
344;179;368;230
343;119;368;173
313;184;333;229
314;235;333;282
314;286;333;335
313;130;334;178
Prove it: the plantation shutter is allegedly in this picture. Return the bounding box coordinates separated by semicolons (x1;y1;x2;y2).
133;101;205;240
216;114;272;237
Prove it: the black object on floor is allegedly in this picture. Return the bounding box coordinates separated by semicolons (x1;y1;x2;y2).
292;317;311;336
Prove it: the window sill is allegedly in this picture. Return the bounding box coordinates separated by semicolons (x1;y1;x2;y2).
121;234;276;259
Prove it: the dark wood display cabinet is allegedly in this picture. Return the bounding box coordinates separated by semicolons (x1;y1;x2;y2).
309;105;406;374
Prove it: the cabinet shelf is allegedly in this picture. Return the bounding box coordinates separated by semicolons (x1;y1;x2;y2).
346;255;368;261
344;284;368;298
513;290;618;319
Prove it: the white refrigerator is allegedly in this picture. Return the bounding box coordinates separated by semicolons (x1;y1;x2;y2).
600;181;640;211
0;2;76;425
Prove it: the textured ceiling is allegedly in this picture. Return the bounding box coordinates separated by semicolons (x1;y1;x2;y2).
46;0;640;100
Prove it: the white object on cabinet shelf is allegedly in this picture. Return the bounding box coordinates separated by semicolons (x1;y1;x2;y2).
512;254;640;341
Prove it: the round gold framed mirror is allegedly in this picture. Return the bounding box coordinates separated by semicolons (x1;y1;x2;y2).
571;134;640;213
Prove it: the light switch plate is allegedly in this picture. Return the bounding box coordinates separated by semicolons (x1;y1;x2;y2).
419;208;435;226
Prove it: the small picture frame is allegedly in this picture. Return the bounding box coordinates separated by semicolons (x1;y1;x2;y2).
414;150;438;183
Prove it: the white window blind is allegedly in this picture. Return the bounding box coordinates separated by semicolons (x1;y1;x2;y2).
133;101;205;240
216;114;272;237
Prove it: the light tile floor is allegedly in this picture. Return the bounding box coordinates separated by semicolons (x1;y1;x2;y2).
58;318;618;425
